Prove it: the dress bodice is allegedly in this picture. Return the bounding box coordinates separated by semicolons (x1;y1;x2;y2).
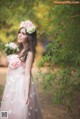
7;54;25;69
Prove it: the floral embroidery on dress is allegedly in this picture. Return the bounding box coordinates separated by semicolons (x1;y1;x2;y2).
8;54;22;69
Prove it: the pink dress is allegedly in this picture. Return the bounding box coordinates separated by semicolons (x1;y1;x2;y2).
0;54;43;119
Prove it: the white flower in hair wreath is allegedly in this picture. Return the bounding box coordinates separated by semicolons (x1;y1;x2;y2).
20;20;36;34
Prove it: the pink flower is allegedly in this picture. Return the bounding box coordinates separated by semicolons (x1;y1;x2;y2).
10;61;21;69
10;62;17;69
24;21;33;27
8;55;21;69
11;62;18;68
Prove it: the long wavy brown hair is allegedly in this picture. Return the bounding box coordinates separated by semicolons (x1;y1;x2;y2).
17;27;37;63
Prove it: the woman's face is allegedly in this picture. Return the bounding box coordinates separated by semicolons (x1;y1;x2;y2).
18;28;28;44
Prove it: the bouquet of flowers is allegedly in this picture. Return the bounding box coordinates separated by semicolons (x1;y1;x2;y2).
2;42;19;55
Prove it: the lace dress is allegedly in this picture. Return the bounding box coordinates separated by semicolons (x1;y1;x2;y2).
0;54;43;119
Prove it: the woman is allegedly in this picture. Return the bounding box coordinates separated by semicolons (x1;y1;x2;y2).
0;20;43;119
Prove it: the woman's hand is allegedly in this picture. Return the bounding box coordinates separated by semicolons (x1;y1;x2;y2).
26;97;30;105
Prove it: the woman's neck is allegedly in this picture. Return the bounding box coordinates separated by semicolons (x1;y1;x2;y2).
22;43;28;49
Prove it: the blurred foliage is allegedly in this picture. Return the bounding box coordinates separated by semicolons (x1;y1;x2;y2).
36;0;80;110
38;3;80;66
0;0;50;43
36;67;80;110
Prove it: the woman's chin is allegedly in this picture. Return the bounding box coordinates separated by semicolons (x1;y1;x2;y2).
18;40;22;43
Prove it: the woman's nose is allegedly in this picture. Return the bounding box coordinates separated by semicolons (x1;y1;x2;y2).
18;33;22;37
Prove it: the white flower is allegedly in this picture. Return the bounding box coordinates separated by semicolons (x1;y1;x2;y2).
27;26;36;34
8;42;18;49
20;21;25;28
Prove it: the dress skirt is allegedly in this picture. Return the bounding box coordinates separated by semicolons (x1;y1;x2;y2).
0;65;43;119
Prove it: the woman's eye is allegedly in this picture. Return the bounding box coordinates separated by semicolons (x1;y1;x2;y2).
18;31;26;35
22;33;26;35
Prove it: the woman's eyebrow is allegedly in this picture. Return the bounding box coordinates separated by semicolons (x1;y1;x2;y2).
20;31;26;34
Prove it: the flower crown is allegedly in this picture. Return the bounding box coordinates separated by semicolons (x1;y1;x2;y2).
20;20;36;34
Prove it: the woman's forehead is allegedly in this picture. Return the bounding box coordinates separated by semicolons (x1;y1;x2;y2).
20;28;26;33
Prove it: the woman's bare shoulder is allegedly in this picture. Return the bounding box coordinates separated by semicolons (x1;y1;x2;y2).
25;51;34;74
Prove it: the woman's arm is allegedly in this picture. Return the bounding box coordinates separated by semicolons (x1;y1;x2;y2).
24;51;34;104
